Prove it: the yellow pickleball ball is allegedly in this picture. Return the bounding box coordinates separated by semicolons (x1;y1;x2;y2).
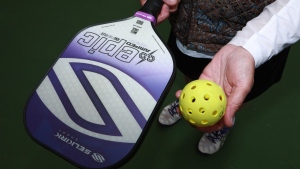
179;80;227;127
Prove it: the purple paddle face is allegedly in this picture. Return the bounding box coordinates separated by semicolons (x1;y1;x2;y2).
25;13;174;169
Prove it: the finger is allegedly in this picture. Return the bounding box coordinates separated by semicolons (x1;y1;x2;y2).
223;94;240;128
163;0;180;13
196;120;225;133
156;4;170;24
224;83;252;127
175;90;182;98
140;0;147;6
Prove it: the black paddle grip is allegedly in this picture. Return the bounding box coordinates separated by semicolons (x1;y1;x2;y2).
139;0;164;19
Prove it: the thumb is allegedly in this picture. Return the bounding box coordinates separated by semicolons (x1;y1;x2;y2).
223;86;249;127
223;107;236;127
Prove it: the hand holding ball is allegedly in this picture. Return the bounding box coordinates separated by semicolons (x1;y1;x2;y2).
179;80;227;127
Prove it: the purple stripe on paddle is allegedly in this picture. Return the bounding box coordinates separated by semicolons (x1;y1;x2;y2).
134;11;156;25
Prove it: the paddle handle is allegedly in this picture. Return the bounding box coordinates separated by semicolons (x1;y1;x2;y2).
137;0;164;24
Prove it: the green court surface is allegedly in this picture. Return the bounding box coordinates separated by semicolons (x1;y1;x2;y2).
1;1;300;168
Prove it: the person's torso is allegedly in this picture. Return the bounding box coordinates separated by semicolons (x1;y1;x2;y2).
170;0;275;52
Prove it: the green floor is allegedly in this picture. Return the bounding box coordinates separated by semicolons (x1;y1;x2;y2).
1;0;300;168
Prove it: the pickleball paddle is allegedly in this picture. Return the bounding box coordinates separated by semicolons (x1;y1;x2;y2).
24;0;175;168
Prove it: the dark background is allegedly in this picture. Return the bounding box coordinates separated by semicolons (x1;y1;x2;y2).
1;0;300;168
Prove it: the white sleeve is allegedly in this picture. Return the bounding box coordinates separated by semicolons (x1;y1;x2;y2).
228;0;300;68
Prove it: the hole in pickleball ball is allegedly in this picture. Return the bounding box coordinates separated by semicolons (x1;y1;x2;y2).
191;85;197;90
181;93;185;99
219;111;224;117
189;119;195;124
188;108;193;115
204;94;210;100
199;108;205;114
190;97;196;103
179;105;183;112
219;95;223;101
201;120;208;125
206;83;212;86
212;110;217;116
